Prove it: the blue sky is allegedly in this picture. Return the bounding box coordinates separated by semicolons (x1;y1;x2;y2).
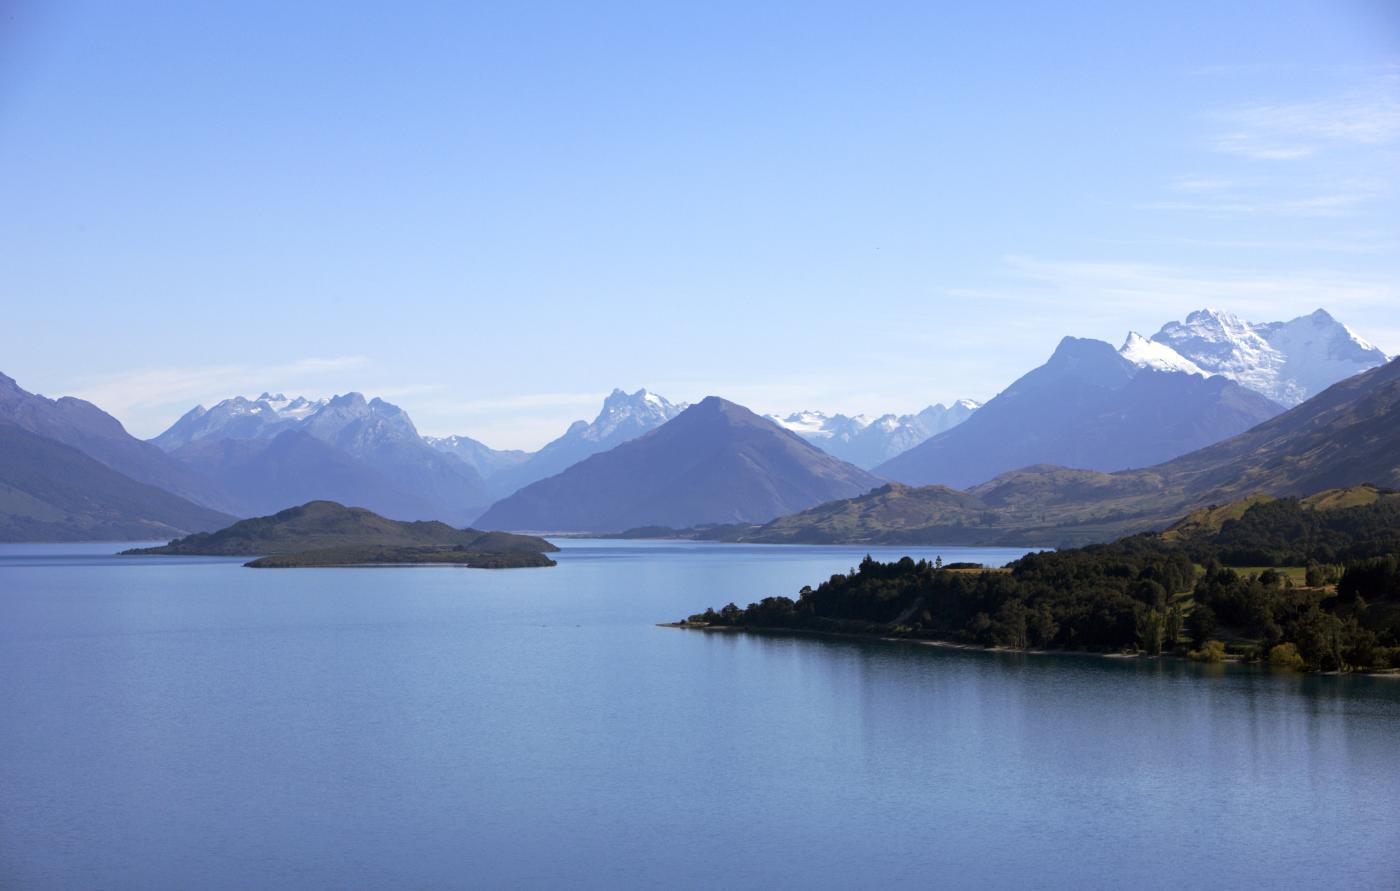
2;1;1397;448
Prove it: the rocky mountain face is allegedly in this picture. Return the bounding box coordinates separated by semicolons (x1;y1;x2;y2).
766;400;980;469
151;393;327;451
875;337;1285;488
474;396;883;532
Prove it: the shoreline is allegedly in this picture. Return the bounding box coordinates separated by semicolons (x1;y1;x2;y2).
657;621;1177;662
658;622;1400;677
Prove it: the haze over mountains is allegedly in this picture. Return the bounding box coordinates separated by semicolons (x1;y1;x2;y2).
0;306;1392;542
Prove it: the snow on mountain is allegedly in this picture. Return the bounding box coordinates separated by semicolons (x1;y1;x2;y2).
474;388;689;499
422;434;531;479
1255;309;1391;404
1152;308;1388;406
767;401;981;469
1118;332;1209;376
151;393;331;451
152;390;491;523
580;388;688;443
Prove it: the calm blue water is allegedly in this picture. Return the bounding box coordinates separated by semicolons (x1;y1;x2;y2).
2;540;1398;889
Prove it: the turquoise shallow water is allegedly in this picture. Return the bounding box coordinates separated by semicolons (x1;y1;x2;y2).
2;539;1398;889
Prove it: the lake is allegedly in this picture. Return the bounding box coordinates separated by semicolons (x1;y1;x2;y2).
2;540;1398;889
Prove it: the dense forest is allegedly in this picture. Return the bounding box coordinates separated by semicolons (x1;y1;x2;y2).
682;491;1400;672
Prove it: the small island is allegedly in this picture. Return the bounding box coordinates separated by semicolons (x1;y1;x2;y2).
672;486;1400;673
125;500;559;569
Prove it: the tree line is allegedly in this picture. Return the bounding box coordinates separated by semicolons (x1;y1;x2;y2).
684;494;1400;672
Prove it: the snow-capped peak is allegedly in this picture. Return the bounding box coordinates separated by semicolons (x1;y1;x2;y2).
1151;307;1388;406
585;388;687;441
1119;331;1209;376
766;400;981;468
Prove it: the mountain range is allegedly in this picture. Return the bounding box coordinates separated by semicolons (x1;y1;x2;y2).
475;397;883;532
153;391;490;524
0;305;1392;542
739;355;1400;546
765;400;981;469
875;336;1285;488
446;388;690;499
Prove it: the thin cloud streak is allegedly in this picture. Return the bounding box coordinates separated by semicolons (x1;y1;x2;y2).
1207;78;1400;161
994;255;1396;320
67;356;371;438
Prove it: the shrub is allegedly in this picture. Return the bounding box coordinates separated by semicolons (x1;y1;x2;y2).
1188;640;1227;662
1268;642;1305;670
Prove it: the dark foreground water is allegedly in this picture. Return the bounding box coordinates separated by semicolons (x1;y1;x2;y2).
2;540;1398;889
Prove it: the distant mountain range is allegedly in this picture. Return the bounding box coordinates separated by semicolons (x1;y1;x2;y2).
875;336;1285;488
419;434;531;479
738;355;1400;546
0;306;1391;543
459;388;689;499
765;401;980;469
153;391;490;524
475;397;883;532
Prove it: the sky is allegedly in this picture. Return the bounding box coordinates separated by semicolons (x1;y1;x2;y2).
2;1;1397;449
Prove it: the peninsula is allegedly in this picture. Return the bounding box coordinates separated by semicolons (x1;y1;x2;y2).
673;487;1400;673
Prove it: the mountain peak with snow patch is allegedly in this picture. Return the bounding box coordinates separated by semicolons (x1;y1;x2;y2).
1152;307;1387;405
1119;332;1209;376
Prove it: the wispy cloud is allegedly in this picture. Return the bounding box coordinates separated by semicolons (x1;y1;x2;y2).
994;255;1395;319
67;356;371;437
426;392;610;414
1208;78;1400;161
1092;232;1399;256
1169;176;1239;193
1140;187;1381;217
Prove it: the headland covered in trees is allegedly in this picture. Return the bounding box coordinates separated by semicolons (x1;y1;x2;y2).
673;486;1400;673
